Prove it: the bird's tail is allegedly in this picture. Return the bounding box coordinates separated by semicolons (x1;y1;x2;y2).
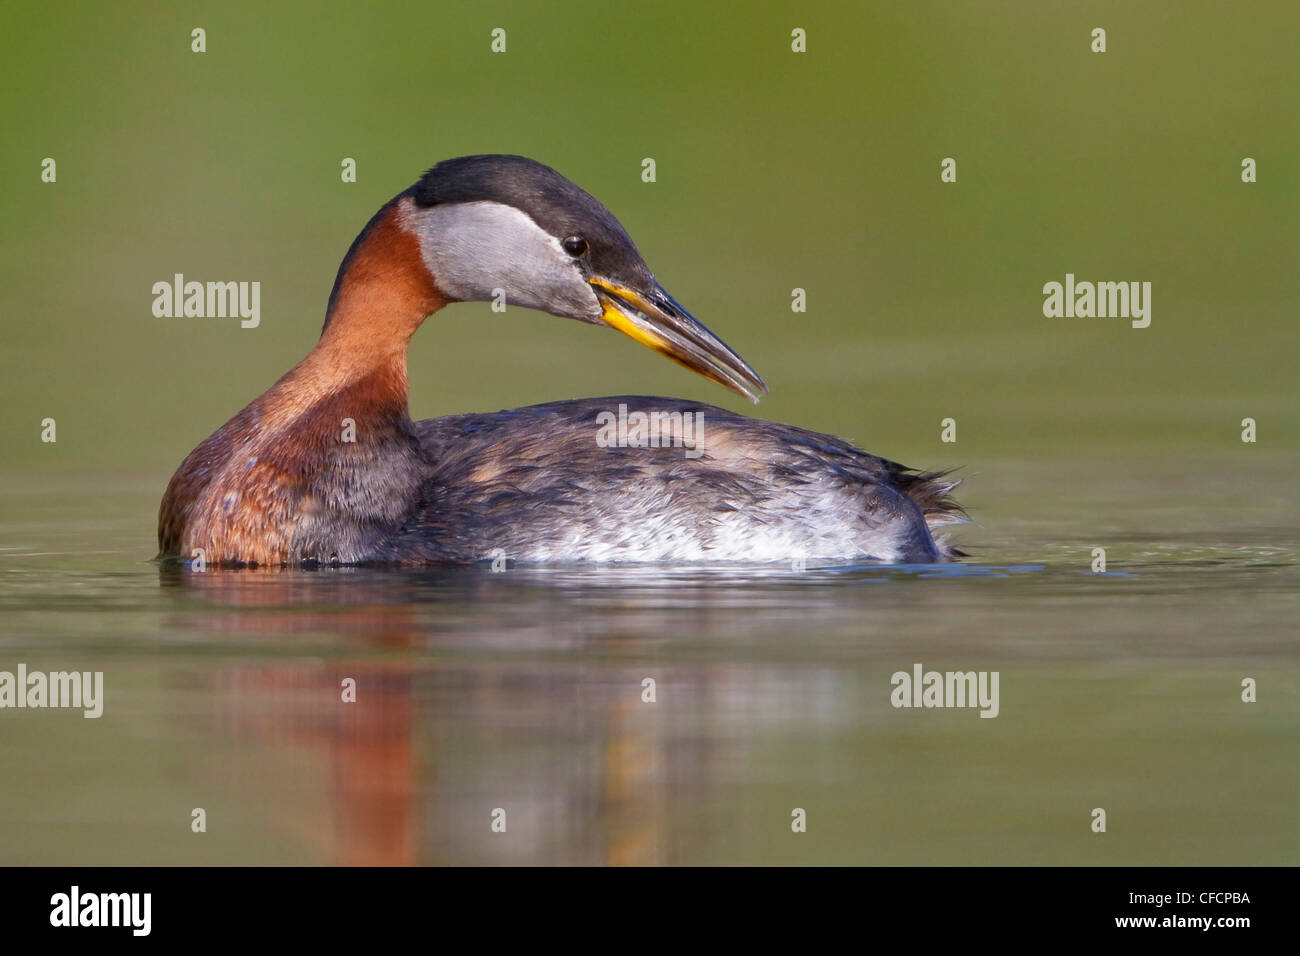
893;467;969;559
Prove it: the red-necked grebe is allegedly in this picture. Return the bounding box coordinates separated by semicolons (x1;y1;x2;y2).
159;155;964;566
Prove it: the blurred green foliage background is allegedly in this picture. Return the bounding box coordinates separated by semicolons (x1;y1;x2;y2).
3;0;1296;482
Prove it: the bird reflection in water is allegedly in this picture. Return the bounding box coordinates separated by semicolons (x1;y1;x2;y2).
159;566;870;864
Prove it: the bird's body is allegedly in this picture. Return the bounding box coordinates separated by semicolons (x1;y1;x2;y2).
159;156;964;567
399;397;959;563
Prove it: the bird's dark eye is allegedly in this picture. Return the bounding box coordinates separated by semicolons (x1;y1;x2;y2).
562;235;588;257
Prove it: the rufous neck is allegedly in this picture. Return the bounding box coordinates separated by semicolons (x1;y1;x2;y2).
316;199;445;364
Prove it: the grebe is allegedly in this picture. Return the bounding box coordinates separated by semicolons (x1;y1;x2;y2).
159;155;964;567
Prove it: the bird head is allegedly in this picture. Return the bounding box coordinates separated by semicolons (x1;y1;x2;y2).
394;154;766;402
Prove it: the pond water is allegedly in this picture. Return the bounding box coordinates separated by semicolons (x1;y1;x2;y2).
1;458;1294;865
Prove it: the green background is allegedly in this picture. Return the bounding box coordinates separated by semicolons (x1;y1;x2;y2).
3;0;1296;476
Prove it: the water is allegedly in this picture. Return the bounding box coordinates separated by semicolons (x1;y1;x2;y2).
1;461;1295;865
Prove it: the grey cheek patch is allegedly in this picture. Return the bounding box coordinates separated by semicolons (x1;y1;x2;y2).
405;200;599;319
